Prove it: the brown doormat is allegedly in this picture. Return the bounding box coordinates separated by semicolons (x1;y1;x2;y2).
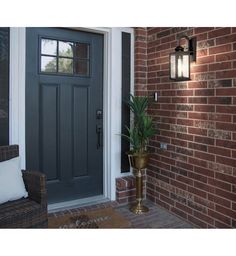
48;207;131;229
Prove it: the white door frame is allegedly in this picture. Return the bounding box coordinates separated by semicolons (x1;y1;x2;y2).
9;27;134;202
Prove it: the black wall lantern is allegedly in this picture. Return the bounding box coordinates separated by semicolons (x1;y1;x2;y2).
170;36;197;81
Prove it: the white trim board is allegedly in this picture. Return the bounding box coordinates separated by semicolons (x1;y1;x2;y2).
9;27;26;170
9;27;134;203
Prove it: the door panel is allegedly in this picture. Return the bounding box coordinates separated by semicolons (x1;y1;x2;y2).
26;28;103;203
73;85;89;177
40;83;59;181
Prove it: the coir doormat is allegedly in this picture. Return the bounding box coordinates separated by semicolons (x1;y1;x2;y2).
48;207;131;228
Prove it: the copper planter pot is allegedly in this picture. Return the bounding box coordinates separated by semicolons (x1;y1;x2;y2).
128;153;149;214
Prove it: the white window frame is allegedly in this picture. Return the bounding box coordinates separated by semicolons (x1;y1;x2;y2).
9;27;134;203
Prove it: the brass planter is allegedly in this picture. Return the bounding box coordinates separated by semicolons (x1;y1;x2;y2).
129;153;149;170
128;153;149;214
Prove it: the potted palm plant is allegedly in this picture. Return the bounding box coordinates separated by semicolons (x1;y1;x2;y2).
122;94;155;214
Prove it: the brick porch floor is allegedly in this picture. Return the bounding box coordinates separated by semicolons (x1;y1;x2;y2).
116;200;194;228
49;200;195;228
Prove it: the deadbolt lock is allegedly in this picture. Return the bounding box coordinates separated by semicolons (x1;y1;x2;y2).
96;109;103;119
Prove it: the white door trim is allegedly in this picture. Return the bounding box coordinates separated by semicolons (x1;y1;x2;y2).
9;27;26;170
9;27;134;203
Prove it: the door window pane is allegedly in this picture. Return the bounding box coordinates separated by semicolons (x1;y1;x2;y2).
74;60;89;76
41;39;57;56
75;43;89;59
59;41;73;57
58;58;73;74
41;56;57;72
40;39;90;76
0;28;9;146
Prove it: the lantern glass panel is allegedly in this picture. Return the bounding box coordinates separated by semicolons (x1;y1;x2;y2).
177;55;182;77
182;54;190;79
170;54;176;79
169;52;190;81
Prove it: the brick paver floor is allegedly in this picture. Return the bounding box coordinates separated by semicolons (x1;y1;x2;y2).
49;199;195;228
115;200;194;228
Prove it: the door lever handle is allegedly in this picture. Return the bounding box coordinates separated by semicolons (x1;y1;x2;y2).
96;125;102;149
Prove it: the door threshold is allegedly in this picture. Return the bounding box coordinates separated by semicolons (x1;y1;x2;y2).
48;195;110;213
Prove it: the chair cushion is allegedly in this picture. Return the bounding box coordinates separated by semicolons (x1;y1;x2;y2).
0;157;28;204
0;198;47;228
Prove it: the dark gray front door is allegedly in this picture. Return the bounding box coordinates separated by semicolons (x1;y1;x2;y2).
26;28;103;203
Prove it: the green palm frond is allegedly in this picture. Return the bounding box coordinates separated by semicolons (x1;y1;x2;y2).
128;94;148;113
121;94;157;154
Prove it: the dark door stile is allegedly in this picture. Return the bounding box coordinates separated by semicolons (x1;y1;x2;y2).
26;28;104;203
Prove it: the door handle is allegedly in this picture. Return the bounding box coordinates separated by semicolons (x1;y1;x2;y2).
96;125;102;149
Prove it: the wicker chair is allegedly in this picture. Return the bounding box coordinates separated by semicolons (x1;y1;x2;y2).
0;145;48;228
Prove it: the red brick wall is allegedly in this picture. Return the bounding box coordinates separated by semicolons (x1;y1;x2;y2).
135;27;236;228
116;176;136;204
116;175;146;205
134;27;148;96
